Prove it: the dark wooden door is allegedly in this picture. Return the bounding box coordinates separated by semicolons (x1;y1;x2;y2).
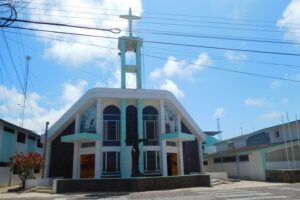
80;154;95;178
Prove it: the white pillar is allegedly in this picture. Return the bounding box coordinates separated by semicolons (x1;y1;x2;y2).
178;141;184;175
198;140;204;173
159;100;168;176
72;142;80;178
73;114;81;178
95;99;103;178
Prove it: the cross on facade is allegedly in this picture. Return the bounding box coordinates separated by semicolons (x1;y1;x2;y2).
119;7;141;37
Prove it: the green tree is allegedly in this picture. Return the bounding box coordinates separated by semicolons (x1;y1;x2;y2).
10;152;44;189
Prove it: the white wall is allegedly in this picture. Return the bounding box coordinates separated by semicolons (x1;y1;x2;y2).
204;153;265;181
216;143;228;152
239;161;251;179
223;163;238;178
249;152;265;181
266;161;300;170
204;145;216;154
0;167;42;187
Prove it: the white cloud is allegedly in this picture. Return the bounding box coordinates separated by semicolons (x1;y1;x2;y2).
260;111;282;120
244;98;266;107
224;50;247;61
149;53;211;81
0;80;88;133
270;80;282;89
159;79;184;98
277;0;300;44
213;108;226;118
26;0;143;66
62;80;88;106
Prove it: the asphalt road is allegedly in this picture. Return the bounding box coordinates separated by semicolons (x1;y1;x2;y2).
1;182;300;200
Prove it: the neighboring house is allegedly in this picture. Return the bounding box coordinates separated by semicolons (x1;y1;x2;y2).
203;120;300;181
202;131;221;155
43;11;206;180
0;119;43;187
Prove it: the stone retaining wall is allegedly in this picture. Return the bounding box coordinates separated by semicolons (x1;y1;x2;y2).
54;174;211;193
266;169;300;183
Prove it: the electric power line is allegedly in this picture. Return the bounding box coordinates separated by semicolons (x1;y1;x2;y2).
1;29;24;91
10;14;300;45
1;17;121;33
3;29;300;84
7;25;300;57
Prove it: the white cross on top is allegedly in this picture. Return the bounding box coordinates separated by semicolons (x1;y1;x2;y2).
119;7;141;37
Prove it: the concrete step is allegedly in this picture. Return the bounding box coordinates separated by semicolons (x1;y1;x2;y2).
25;186;53;193
212;179;233;186
34;189;53;193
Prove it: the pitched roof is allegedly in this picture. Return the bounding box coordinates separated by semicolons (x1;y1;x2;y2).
0;118;41;138
47;88;206;142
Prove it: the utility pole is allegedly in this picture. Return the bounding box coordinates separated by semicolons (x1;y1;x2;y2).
20;55;31;127
286;112;296;169
42;121;49;178
281;115;291;169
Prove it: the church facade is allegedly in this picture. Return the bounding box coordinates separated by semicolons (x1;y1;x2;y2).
44;9;205;179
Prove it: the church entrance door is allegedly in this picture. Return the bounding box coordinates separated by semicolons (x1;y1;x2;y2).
80;154;95;178
167;153;178;176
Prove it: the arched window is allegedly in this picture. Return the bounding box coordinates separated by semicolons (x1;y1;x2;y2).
143;106;159;145
80;103;96;133
103;105;120;145
126;105;138;141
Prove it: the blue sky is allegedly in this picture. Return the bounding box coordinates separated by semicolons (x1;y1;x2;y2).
0;0;300;139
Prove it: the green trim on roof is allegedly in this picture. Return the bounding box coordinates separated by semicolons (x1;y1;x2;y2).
161;132;195;141
61;133;101;143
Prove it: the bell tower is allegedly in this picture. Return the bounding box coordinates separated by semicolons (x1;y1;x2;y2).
118;8;143;89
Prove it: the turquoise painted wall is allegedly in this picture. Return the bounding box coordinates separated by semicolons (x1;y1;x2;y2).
205;135;219;145
0;131;15;162
27;137;35;153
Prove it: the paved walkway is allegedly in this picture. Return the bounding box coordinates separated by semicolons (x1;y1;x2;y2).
0;181;299;200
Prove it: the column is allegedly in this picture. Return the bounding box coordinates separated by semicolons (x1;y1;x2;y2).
198;140;204;173
159;100;168;176
120;39;126;89
176;114;184;175
95;99;103;178
72;142;80;179
120;99;127;177
178;141;184;175
260;150;267;180
137;99;144;173
72;114;80;178
136;40;142;89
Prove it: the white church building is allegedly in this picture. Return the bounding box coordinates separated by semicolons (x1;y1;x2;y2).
44;9;205;180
